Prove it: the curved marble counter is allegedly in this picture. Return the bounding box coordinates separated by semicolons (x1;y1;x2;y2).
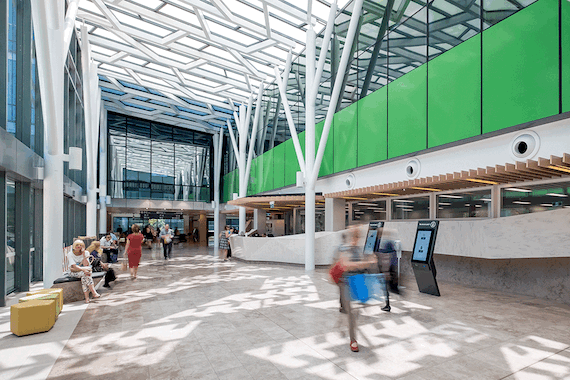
230;208;570;265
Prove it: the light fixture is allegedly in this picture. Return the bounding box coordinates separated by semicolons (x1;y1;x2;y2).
410;186;441;192
513;201;531;205
548;165;570;174
480;198;492;202
505;188;532;193
465;178;498;185
344;197;368;200
393;199;415;203
540;203;553;207
396;205;414;208
475;205;482;208
438;202;451;206
546;193;568;197
357;202;381;206
438;194;463;199
372;192;399;196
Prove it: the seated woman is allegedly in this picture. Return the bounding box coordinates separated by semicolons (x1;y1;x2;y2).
86;241;117;289
143;226;154;249
68;240;100;303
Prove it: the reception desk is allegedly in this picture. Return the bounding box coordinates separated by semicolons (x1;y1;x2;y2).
229;230;364;266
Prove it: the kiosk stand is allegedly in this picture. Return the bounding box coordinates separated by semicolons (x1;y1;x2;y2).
411;220;440;296
363;221;384;255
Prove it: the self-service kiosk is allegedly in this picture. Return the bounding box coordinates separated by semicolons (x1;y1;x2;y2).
363;221;384;255
411;220;440;296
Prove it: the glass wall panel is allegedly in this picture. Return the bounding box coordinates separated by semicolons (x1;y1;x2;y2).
428;0;481;61
501;182;570;216
6;180;16;294
437;190;491;218
108;113;212;201
482;0;538;30
391;197;429;220
352;200;387;221
6;0;17;135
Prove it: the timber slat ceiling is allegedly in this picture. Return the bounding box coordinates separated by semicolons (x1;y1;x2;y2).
228;194;325;212
326;154;570;199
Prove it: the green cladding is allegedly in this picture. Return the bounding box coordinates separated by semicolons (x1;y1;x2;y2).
315;120;334;177
273;142;285;188
482;0;558;133
428;34;481;148
221;0;562;198
563;0;570;112
388;65;427;159
333;102;358;172
358;86;387;166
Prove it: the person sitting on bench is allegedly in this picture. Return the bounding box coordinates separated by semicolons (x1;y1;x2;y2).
68;240;101;303
86;241;117;289
100;234;119;263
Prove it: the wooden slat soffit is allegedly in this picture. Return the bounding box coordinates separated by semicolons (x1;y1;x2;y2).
326;154;570;199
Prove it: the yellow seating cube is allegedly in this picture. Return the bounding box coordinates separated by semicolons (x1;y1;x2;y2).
11;300;56;337
26;288;63;313
20;293;61;316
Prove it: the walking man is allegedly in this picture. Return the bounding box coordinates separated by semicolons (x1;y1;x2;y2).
160;224;174;260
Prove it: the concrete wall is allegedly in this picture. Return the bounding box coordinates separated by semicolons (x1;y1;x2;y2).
381;208;570;259
399;252;570;305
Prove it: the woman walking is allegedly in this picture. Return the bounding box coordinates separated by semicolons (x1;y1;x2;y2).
125;224;144;279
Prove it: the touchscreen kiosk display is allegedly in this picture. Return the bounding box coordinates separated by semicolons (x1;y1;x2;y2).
363;230;378;255
412;230;432;262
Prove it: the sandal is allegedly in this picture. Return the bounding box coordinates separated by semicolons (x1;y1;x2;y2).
350;341;359;352
93;293;101;299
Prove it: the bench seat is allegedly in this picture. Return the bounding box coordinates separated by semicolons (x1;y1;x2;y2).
51;272;106;303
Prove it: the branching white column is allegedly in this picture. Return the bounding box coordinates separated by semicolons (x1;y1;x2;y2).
274;0;363;271
99;108;108;234
31;0;66;288
227;85;264;234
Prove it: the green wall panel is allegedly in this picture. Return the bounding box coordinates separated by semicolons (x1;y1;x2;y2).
333;102;358;173
273;142;285;188
563;0;570;112
482;0;558;133
428;34;481;148
315;120;334;177
388;65;427;159
261;150;273;192
284;139;296;186
358;86;387;166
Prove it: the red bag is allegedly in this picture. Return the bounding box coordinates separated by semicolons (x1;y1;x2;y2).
329;261;346;284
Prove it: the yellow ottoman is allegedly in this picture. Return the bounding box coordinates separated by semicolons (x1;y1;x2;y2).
26;289;63;313
20;293;61;316
11;300;57;337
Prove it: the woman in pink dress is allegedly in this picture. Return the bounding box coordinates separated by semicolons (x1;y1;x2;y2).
125;224;144;279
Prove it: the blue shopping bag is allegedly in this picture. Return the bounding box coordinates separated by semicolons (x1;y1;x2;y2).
348;274;370;302
348;274;385;303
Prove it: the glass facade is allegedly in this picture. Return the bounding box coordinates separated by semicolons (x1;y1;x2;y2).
501;182;570;216
108;112;213;202
6;0;17;135
352;200;387;222
391;197;430;220
437;190;492;218
6;180;16;293
112;217;184;235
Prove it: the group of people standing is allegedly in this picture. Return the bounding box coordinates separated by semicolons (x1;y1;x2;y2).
218;225;237;261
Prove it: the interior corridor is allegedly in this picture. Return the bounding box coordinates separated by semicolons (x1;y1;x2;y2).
2;245;569;380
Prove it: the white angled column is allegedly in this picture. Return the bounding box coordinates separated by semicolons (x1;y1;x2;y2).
31;0;66;288
99;108;108;234
213;130;224;250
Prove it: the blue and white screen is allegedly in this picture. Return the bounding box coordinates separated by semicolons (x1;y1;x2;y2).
412;230;432;262
363;230;378;255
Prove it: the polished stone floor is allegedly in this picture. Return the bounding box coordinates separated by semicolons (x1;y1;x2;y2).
6;244;570;380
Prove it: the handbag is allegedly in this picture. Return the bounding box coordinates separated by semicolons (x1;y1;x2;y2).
329;261;345;284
